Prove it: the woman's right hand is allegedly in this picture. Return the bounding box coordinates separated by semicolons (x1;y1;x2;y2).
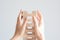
11;10;27;40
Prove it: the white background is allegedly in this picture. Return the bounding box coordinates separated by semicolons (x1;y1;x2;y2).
0;0;60;40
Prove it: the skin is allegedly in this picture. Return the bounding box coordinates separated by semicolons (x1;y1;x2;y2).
11;10;27;40
11;10;43;40
33;16;43;40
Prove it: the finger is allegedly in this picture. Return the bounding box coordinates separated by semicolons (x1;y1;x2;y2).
15;11;22;34
18;10;23;26
32;16;38;36
16;11;21;27
21;18;27;36
23;18;27;29
33;16;39;28
16;10;23;29
36;10;42;26
22;17;26;26
37;10;42;20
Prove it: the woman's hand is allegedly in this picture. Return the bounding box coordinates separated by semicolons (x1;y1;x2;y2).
11;10;27;40
33;10;44;40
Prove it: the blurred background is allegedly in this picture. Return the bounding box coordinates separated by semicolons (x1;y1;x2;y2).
0;0;60;40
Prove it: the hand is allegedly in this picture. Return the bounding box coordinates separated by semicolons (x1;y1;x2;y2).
33;10;44;40
11;10;27;40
